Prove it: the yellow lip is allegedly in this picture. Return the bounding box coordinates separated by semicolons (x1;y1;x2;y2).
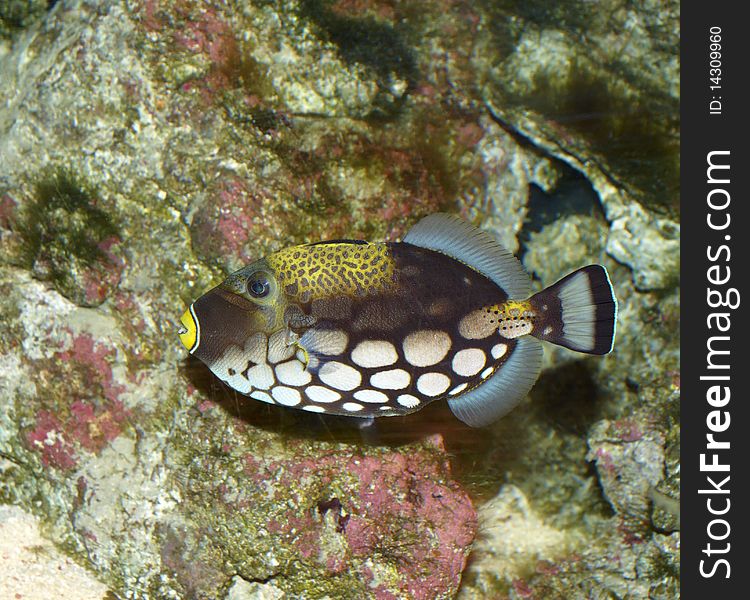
178;306;199;352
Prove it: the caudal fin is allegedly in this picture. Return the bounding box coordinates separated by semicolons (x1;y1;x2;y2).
529;265;617;355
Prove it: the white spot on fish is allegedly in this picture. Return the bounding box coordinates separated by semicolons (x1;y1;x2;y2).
318;361;362;391
354;389;389;404
244;333;268;365
246;364;274;390
224;373;252;394
458;310;496;340
351;340;398;368
275;359;312;386
342;402;364;412
451;348;486;377
403;330;451;367
491;343;507;359
250;390;274;404
370;368;410;390
499;318;532;339
480;367;493;379
397;394;420;408
416;372;450;397
302;405;326;413
272;386;302;406
449;382;468;396
304;385;341;403
214;345;248;380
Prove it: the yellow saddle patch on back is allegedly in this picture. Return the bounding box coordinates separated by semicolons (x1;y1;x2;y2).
267;243;396;302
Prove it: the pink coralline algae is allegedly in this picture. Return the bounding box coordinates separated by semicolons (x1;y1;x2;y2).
512;578;535;599
243;436;477;599
81;236;124;306
611;419;643;443
25;411;78;470
330;0;397;21
0;193;17;229
456;121;485;148
25;399;130;470
176;7;234;65
215;181;260;257
58;334;125;402
171;7;245;105
190;177;267;266
24;333;131;469
594;447;617;476
68;399;130;454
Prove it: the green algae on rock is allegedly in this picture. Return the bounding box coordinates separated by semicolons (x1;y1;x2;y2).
16;169;122;307
298;0;418;120
478;0;679;215
0;0;50;39
476;0;681;292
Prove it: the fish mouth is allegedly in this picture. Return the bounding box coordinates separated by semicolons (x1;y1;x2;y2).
178;306;200;353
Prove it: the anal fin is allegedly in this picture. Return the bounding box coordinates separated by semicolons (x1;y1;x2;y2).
448;336;543;427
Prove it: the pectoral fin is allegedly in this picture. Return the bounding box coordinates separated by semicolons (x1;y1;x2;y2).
297;325;350;373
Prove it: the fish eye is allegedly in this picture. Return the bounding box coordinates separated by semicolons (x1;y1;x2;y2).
247;271;272;298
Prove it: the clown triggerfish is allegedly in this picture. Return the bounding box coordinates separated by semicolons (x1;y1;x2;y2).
178;214;617;427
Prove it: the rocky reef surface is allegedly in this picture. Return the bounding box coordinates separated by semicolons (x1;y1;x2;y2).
1;1;678;598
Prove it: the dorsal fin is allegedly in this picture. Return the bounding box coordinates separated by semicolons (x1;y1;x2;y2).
448;336;543;427
306;239;368;247
403;214;531;299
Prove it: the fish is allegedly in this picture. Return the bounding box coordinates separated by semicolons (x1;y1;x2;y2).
178;214;617;427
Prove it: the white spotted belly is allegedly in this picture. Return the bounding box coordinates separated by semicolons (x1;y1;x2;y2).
210;324;515;418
